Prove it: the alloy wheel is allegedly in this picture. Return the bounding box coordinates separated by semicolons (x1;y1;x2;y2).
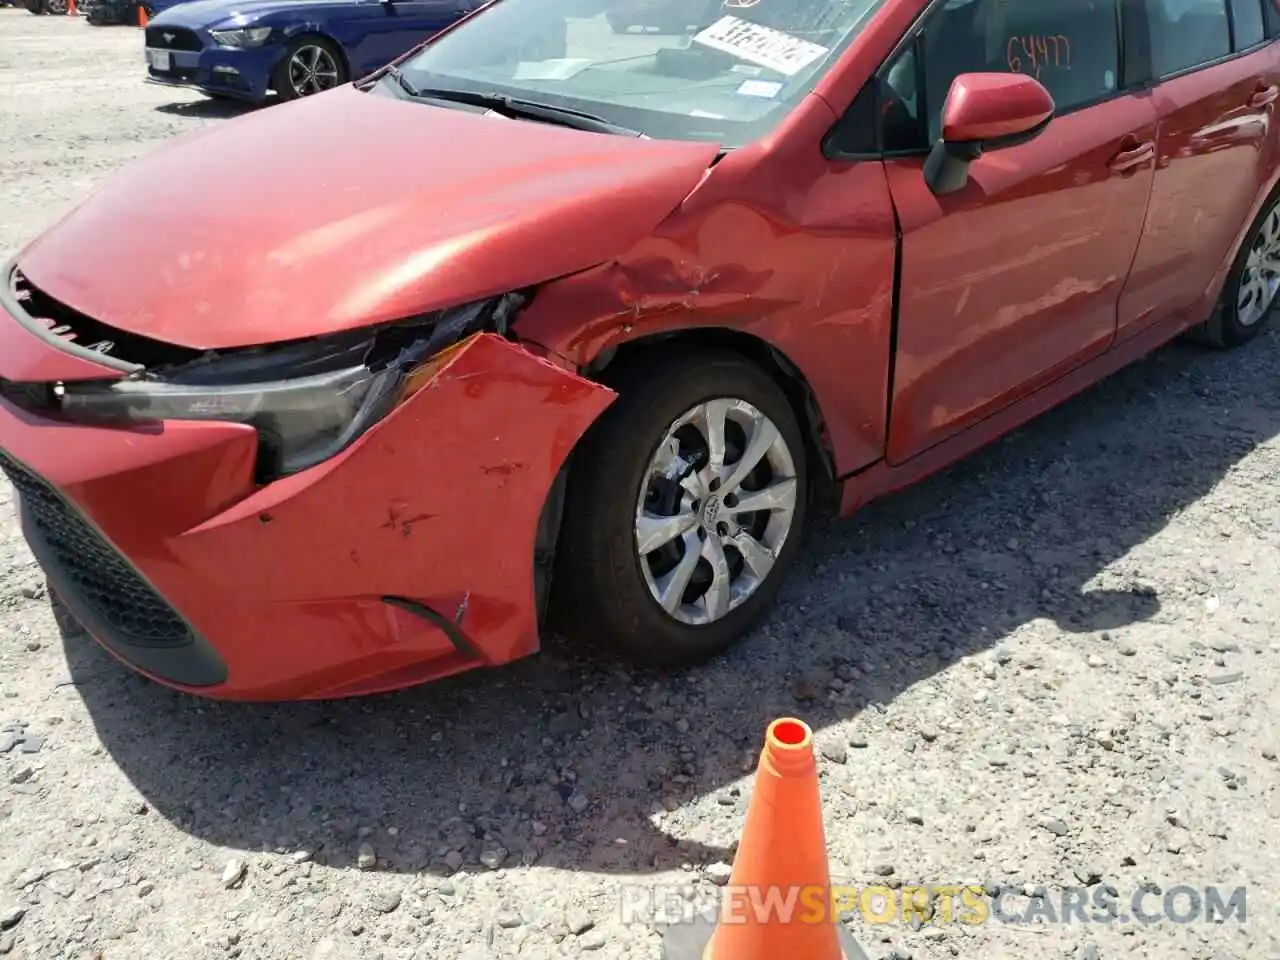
45;0;69;13
634;397;798;626
1237;203;1280;327
287;45;340;97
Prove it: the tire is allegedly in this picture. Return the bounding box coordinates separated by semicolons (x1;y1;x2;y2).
272;35;347;101
550;349;809;668
25;0;45;14
1200;193;1280;349
607;14;630;32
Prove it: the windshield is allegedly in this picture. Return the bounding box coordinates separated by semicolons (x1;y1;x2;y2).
395;0;891;147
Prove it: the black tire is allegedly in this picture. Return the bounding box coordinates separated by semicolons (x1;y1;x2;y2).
25;0;46;14
550;349;809;668
1198;193;1280;349
271;35;347;102
607;14;630;32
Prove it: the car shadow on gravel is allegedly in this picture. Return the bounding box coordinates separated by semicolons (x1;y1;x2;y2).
59;328;1280;877
153;98;259;120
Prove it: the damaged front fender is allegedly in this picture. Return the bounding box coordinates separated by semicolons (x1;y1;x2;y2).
166;332;616;691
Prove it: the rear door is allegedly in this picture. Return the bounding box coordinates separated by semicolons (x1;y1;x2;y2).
873;0;1159;463
1115;0;1280;340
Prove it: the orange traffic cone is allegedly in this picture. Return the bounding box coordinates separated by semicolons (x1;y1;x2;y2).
662;718;869;960
67;0;77;15
136;3;147;25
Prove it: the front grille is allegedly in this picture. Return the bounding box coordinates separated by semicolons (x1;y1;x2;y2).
0;450;192;648
144;26;203;51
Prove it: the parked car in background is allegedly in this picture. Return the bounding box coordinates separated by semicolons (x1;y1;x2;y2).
143;0;486;103
23;0;70;15
5;0;1280;701
84;0;188;26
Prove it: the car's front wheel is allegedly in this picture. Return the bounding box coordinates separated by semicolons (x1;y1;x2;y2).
273;36;347;101
551;349;808;668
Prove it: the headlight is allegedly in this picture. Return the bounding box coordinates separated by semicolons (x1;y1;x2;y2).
209;26;273;47
57;296;522;481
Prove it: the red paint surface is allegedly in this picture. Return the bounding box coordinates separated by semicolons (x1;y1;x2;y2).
882;88;1161;462
1119;43;1280;340
16;87;719;350
5;0;1280;699
940;73;1055;142
0;332;613;700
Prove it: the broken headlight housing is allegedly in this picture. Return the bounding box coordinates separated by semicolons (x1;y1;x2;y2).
56;296;523;481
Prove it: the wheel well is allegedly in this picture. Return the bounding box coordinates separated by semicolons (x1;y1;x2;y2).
529;330;839;632
585;329;837;489
532;328;839;628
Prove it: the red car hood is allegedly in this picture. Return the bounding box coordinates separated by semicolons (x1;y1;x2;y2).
16;86;720;351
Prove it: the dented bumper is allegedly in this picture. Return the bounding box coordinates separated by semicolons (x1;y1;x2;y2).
0;332;614;701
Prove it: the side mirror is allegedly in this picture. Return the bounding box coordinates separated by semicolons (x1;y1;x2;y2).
923;73;1054;196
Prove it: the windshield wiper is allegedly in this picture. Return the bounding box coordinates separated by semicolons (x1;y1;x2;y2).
391;80;645;138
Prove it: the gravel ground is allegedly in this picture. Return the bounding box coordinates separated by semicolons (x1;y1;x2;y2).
2;10;1280;960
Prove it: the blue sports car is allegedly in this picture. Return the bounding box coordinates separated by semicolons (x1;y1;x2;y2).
143;0;484;104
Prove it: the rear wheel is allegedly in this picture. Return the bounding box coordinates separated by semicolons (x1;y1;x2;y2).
44;0;69;13
551;350;808;668
272;36;346;101
1201;194;1280;349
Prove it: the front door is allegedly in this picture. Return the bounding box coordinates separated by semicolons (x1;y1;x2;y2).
877;0;1159;464
1116;0;1280;340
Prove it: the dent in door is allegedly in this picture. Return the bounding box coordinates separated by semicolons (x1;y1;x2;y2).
884;97;1158;464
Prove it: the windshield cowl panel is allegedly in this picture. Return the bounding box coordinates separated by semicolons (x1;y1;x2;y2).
398;0;893;147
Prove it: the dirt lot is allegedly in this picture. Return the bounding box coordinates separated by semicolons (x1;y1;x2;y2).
2;9;1280;960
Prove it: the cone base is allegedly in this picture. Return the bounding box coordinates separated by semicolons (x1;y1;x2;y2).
659;913;872;960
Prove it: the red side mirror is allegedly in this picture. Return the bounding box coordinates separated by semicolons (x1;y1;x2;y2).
924;72;1056;196
942;72;1055;144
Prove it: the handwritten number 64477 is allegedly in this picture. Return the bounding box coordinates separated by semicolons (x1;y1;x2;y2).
1006;35;1071;78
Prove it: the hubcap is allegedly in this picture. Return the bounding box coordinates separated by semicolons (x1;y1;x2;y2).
1238;203;1280;327
634;398;798;626
287;46;340;97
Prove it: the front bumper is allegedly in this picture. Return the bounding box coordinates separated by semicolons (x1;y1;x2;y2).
0;313;614;700
145;41;279;102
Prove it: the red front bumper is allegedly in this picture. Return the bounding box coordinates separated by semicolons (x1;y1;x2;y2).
0;316;614;701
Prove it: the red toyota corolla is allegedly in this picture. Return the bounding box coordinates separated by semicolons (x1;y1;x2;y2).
4;0;1280;700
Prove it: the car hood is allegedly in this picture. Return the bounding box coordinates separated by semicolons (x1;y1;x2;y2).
16;86;720;351
148;0;325;26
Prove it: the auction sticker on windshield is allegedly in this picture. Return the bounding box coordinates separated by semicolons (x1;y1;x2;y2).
692;15;828;77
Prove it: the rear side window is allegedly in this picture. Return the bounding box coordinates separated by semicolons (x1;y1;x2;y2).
1230;0;1266;48
1147;0;1231;76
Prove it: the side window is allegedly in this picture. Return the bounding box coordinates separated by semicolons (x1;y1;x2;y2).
918;0;1121;143
1268;0;1280;35
1147;0;1231;76
880;46;922;153
1230;0;1267;47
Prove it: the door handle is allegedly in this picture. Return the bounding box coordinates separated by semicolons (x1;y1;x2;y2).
1250;83;1279;108
1108;140;1155;174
